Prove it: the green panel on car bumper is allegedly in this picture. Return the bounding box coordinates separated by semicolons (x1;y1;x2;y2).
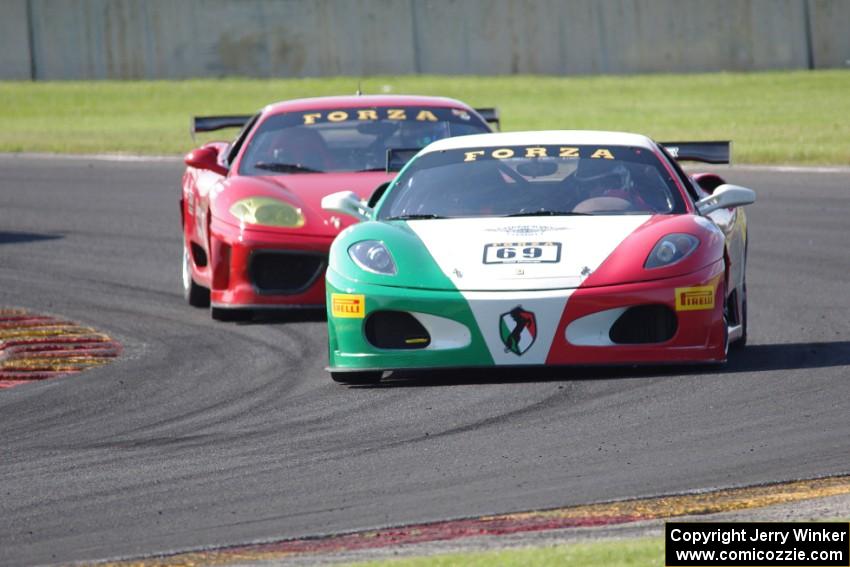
326;269;494;371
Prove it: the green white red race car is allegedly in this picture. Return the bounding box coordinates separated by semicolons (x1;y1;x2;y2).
322;131;755;384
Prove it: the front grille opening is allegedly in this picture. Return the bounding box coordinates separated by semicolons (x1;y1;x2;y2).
190;242;208;267
609;305;677;344
365;311;431;349
249;252;325;294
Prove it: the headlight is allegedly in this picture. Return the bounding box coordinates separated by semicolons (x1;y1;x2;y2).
229;197;304;228
645;233;699;269
349;240;397;275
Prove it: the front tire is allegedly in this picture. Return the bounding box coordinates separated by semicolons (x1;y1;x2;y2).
331;371;383;385
183;243;210;307
731;280;748;349
732;237;749;349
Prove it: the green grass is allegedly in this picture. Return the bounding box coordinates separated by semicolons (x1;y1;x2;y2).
346;537;663;567
1;70;848;163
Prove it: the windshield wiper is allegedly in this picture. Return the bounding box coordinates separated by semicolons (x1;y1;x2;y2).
504;209;592;217
254;162;323;173
353;167;387;172
504;210;591;217
385;213;447;220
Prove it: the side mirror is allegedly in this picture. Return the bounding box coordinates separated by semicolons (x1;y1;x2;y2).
695;184;756;216
184;146;228;176
321;191;372;221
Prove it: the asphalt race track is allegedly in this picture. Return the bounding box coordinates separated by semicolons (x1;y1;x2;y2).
1;156;848;565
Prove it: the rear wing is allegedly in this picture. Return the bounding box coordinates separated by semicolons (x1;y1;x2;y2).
386;148;422;172
474;107;501;131
191;115;252;139
659;141;731;164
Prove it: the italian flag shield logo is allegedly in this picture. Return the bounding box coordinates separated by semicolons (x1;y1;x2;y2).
499;306;537;356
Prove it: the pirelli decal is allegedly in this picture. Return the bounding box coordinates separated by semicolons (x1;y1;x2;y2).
675;285;715;311
331;293;366;318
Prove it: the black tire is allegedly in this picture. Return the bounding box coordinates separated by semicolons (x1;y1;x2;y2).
210;307;252;322
732;280;748;349
182;244;210;307
732;237;748;349
330;371;383;385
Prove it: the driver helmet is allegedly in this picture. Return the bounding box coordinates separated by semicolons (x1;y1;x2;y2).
270;126;330;169
396;120;449;148
574;159;632;196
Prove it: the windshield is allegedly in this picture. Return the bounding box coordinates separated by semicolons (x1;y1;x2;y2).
238;107;489;175
378;144;687;219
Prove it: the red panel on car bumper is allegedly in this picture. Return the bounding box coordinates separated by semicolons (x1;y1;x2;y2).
546;260;727;365
209;220;334;307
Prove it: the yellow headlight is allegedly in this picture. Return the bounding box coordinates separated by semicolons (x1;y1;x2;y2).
229;197;305;228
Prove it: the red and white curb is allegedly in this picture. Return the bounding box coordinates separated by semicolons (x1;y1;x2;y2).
99;475;850;566
0;308;122;389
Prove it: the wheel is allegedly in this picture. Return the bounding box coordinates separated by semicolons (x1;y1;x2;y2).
182;243;210;307
732;280;748;349
211;307;252;322
732;238;748;349
330;371;383;385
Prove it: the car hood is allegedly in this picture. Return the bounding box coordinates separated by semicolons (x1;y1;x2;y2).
255;171;393;201
216;172;393;235
330;214;725;292
404;216;653;291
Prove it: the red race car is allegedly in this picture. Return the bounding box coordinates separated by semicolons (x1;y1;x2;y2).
180;95;495;320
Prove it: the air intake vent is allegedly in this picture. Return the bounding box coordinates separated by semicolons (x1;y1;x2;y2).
190;242;208;267
365;311;431;349
609;305;677;344
249;251;325;294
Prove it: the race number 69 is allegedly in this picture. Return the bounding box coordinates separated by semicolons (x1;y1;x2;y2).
483;242;561;264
